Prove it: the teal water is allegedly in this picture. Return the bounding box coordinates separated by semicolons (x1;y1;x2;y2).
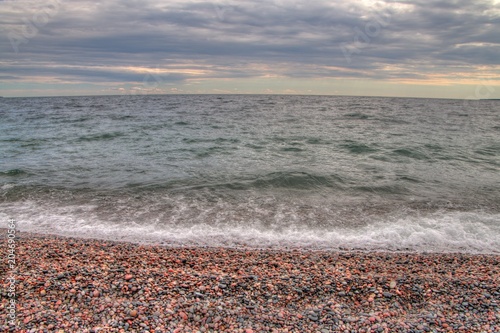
1;95;499;252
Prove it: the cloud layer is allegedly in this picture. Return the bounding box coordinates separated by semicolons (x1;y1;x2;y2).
1;0;499;97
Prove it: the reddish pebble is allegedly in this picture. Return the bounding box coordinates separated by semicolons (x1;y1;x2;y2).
9;231;500;333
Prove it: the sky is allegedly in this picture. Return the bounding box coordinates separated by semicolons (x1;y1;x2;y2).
1;0;499;98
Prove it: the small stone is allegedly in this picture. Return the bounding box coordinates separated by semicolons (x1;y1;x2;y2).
40;290;46;296
383;292;393;298
130;310;138;317
93;290;100;297
308;314;319;321
125;274;133;280
389;280;397;289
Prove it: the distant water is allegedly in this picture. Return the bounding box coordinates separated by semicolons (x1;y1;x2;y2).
1;95;499;253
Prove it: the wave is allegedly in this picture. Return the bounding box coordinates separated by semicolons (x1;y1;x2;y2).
164;171;345;191
392;148;430;160
340;141;378;154
475;144;500;156
182;137;240;144
2;200;498;253
0;169;28;177
354;184;409;195
343;112;371;120
76;132;124;142
250;171;343;190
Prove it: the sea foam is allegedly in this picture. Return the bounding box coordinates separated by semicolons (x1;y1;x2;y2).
3;200;499;254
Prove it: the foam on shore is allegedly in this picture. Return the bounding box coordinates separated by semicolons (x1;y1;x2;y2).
2;200;499;253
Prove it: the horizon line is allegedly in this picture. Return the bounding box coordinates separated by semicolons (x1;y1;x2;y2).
1;93;492;101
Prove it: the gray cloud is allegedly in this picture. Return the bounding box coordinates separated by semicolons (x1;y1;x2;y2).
1;0;499;93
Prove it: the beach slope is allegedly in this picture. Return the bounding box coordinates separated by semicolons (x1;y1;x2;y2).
1;231;499;332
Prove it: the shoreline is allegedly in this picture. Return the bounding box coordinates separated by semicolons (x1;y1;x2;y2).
3;227;500;256
1;230;499;332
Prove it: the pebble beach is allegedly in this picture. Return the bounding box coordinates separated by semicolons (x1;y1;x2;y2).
1;230;499;333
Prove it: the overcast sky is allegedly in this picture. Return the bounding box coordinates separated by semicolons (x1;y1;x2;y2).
1;0;499;98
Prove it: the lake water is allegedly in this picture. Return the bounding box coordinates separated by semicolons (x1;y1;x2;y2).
1;95;499;253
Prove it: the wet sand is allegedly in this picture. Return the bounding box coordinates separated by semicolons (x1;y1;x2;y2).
1;230;499;332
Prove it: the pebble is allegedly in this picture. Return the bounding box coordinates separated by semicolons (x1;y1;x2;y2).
2;230;499;333
179;311;188;321
308;314;318;321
